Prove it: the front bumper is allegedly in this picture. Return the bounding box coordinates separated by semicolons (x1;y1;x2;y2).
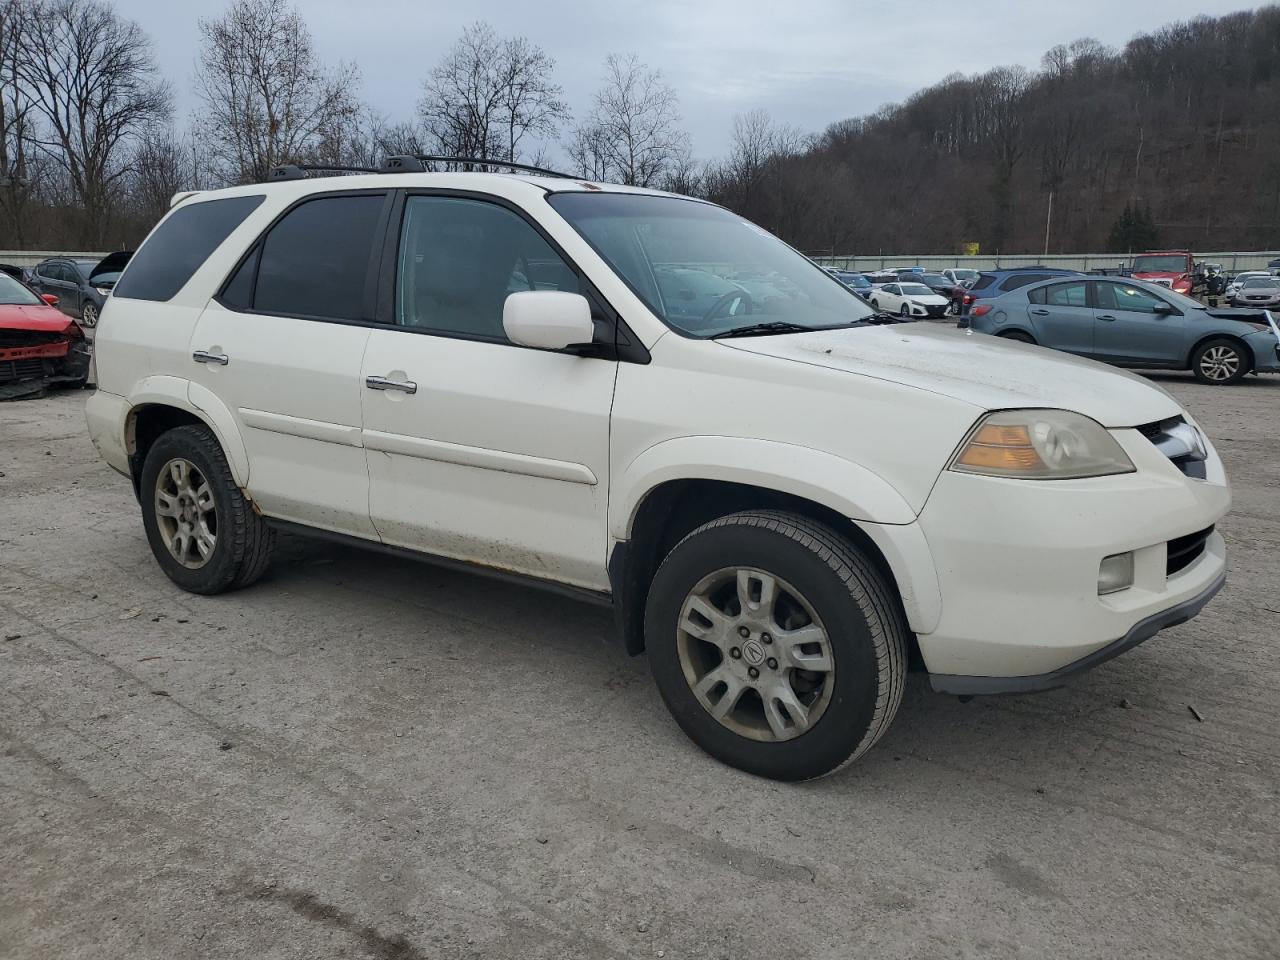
1246;331;1280;372
913;426;1230;689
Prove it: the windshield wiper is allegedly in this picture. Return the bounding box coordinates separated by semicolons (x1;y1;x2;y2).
710;321;817;339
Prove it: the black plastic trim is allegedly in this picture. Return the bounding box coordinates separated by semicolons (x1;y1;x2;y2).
266;519;614;608
929;570;1226;696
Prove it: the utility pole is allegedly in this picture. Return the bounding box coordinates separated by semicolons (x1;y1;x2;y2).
1043;190;1054;257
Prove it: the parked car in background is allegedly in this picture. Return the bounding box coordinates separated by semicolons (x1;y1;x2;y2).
1229;275;1280;308
962;266;1083;314
1130;251;1199;296
966;275;1280;385
0;269;91;399
85;168;1230;780
833;271;874;299
0;263;29;283
869;280;950;318
914;272;967;313
1266;257;1280;273
1226;271;1270;300
941;268;980;287
28;252;132;328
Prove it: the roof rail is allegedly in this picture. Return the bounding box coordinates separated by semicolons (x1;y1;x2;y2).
265;163;380;182
410;155;576;179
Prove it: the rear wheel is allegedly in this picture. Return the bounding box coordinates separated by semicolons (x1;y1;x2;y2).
1192;338;1249;385
997;329;1035;343
645;511;907;781
140;424;275;594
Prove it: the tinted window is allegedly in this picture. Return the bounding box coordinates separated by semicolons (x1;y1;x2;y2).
220;245;260;309
1001;273;1050;291
1096;282;1165;314
254;194;384;320
114;195;264;301
396;196;579;342
970;275;994;291
1045;281;1087;307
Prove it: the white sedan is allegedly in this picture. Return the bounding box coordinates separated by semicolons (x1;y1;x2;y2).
869;281;952;319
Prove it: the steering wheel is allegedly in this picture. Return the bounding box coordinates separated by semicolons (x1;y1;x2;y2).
702;289;753;323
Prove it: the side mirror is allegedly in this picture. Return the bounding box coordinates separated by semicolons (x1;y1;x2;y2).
1153;301;1174;314
503;290;595;351
41;293;59;307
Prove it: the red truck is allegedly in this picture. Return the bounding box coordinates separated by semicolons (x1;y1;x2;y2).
1130;251;1201;296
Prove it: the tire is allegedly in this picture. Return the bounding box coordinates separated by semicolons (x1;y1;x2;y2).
81;302;98;328
870;299;879;309
899;303;910;318
645;511;907;781
140;424;275;594
1191;337;1249;385
997;330;1035;343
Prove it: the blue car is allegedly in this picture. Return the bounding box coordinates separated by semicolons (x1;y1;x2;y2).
966;274;1280;385
831;270;874;300
963;266;1083;315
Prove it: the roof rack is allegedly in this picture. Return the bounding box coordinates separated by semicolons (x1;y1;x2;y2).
262;156;580;184
266;163;380;181
408;155;576;179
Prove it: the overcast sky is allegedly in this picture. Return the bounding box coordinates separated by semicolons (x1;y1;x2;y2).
112;0;1255;160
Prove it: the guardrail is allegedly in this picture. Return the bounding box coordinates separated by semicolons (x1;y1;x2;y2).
812;251;1280;273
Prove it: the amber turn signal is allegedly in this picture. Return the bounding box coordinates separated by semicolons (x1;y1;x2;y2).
954;423;1046;473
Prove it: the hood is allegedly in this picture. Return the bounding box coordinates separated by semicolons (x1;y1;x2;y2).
88;251;132;285
721;322;1183;428
0;303;76;334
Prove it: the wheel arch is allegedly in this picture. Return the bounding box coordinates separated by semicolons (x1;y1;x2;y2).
1186;332;1253;373
125;376;250;495
608;473;930;668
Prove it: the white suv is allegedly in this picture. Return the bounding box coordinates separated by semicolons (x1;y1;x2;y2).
85;163;1230;780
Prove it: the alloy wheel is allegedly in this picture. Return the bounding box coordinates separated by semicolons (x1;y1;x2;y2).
82;303;98;328
1199;345;1240;381
154;458;217;569
676;567;835;742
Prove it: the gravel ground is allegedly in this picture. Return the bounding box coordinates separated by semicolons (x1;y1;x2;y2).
2;376;1278;960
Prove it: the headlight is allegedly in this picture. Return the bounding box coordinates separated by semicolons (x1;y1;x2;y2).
950;410;1136;480
95;286;110;296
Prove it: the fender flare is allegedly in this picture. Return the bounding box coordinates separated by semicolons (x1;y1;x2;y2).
611;436;918;541
125;376;251;487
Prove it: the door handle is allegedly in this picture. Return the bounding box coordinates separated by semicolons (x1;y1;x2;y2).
365;375;417;395
1097;315;1117;322
1031;308;1050;315
192;350;229;365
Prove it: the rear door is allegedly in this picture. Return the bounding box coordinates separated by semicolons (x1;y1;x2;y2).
1026;280;1094;356
187;190;391;538
1091;281;1187;365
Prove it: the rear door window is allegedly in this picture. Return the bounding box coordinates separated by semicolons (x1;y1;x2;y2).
244;194;386;321
114;195;265;302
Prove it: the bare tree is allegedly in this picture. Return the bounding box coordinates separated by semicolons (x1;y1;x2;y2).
15;0;170;246
196;0;360;184
125;128;195;228
0;0;37;244
569;54;689;186
419;22;568;164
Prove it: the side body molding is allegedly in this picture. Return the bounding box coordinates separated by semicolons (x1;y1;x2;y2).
612;436;918;540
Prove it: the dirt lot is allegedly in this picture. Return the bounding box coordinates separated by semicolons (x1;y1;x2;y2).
2;377;1278;960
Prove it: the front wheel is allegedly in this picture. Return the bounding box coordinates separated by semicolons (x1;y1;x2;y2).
81;302;98;328
899;303;910;318
1192;338;1249;385
645;511;907;781
140;424;276;594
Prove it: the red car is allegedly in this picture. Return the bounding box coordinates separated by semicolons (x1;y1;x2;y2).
0;271;91;400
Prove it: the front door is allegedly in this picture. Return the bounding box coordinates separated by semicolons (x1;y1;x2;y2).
1026;279;1094;356
188;191;391;538
1091;281;1187;366
361;194;617;591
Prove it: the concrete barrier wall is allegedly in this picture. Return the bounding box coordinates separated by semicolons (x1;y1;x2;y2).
0;251;108;268
812;251;1280;273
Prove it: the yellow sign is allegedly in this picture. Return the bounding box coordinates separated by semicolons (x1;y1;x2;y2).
962;242;980;256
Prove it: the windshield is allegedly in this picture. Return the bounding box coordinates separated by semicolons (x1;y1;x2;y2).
952;269;978;280
1132;255;1189;273
1243;277;1278;288
0;272;40;305
899;283;933;296
546;193;874;337
919;274;948;285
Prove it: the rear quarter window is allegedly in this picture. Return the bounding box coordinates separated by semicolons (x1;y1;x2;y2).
970;275;994;291
1000;274;1051;291
113;195;265;302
